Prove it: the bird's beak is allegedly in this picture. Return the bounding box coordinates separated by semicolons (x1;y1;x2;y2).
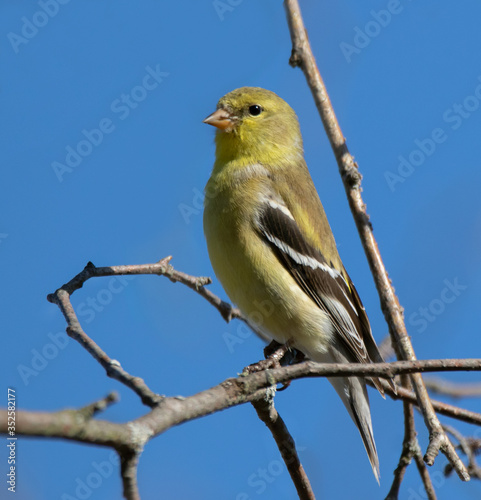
203;108;235;131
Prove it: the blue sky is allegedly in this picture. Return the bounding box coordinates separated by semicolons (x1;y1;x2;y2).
2;1;481;499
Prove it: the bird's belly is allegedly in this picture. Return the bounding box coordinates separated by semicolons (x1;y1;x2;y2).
204;208;334;357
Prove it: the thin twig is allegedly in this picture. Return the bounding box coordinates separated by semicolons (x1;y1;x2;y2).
413;450;437;500
252;388;315;500
46;258;250;407
283;0;469;481
47;257;243;323
78;392;119;419
386;388;415;498
425;377;481;399
49;288;163;407
385;377;436;500
443;425;481;480
374;379;481;426
378;334;396;361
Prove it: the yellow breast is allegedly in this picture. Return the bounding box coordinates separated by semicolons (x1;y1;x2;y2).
203;171;333;357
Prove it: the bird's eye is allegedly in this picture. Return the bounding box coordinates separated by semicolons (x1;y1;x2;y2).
248;104;263;116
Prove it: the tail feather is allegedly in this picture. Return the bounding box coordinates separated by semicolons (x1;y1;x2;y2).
328;373;380;484
346;378;380;484
315;347;380;483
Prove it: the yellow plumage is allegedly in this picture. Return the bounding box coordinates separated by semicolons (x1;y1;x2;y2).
203;87;392;482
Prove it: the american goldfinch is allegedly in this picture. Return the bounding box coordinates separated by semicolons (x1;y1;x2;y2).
203;87;393;482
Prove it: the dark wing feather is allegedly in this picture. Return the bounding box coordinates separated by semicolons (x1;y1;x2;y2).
256;198;395;394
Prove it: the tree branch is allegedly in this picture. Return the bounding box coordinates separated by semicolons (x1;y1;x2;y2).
46;257;250;409
3;357;481;499
284;0;469;482
443;425;481;480
7;398;131;447
373;378;481;427
251;388;315;500
78;391;119;419
49;286;163;407
385;378;436;500
41;254;481;499
425;377;481;399
120;450;141;500
47;257;243;323
4;358;481;444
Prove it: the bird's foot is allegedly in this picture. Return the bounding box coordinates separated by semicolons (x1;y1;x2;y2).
243;340;305;390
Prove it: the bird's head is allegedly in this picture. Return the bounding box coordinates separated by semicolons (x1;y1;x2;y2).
204;87;303;166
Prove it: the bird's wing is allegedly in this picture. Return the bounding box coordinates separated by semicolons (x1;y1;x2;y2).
255;194;393;395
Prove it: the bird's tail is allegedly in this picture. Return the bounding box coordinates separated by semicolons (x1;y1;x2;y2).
316;348;380;484
329;373;380;484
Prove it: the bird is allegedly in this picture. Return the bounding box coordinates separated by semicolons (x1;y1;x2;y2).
203;86;394;482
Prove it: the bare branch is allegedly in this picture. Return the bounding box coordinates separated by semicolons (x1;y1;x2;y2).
252;388;315;500
78;392;119;419
5;404;131;447
4;356;481;498
385;377;436;500
385;402;418;499
283;0;469;481
374;379;481;426
4;358;481;443
48;287;163;407
443;425;481;480
47;257;243;323
425;377;481;399
46;258;250;408
378;334;396;361
42;257;481;497
120;450;141;500
413;446;437;500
